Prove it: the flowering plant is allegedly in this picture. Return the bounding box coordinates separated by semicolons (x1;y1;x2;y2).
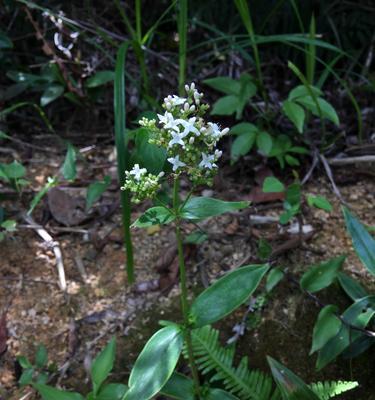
122;83;229;203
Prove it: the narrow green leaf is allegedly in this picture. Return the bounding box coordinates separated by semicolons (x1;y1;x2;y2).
34;384;84;400
207;389;240;399
160;372;194;400
306;195;333;212
1;219;17;231
17;355;32;369
86;176;111;210
28;176;58;215
231;131;256;162
19;369;34;386
190;264;269;327
262;176;285;193
180;197;249;220
91;338;116;395
96;383;128;400
310;305;342;354
300;255;345;292
203;77;241;95
132;206;175;228
267;357;320;400
338;272;368;301
62;144;76;181
40;84;64;107
266;268;284;292
125;326;183;400
282;100;305;133
211;95;240;116
256;131;273;155
0;32;13;49
343;207;375;276
86;71;115;88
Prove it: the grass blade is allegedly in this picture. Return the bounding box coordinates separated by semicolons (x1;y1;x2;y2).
114;42;135;284
177;0;188;95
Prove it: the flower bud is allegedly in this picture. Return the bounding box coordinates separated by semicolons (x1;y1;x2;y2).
184;84;189;92
189;105;195;112
184;102;189;112
221;127;229;136
189;137;195;144
190;82;195;90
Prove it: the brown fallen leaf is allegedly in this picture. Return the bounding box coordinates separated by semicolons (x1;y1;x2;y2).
247;186;285;203
225;218;239;235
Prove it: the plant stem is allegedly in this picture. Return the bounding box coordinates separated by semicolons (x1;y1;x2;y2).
173;177;201;398
177;0;188;96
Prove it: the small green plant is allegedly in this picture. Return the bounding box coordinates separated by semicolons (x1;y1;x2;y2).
299;207;375;370
262;176;332;225
17;344;52;387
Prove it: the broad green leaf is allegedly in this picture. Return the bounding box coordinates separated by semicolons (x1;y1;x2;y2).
230;122;258;136
19;369;34;386
300;255;345;292
268;357;320;400
338;272;368;301
40;84;64;107
180;197;249;220
266;268;284;292
62;144;76;181
203;77;241;95
190;264;269;327
207;389;240;399
91;338;116;395
307;195;333;212
1;219;16;231
125;326;183;400
343;207;375;276
35;344;48;368
160;372;194;400
285;155;300;167
310;305;342;354
285;183;301;206
96;383;128;400
231;131;256;162
296;96;339;126
282;100;305;133
211;95;240;116
0;160;26;180
134;128;166;174
316;296;375;369
86;176;111;210
34;384;84;400
262;177;285;193
132;207;175;228
288;85;322;101
342;335;375;359
256;131;273;155
86;71;115;88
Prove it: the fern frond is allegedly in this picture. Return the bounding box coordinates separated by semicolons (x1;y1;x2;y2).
310;380;359;399
185;325;280;400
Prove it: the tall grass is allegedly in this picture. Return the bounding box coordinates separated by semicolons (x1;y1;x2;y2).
114;42;134;284
177;0;188;95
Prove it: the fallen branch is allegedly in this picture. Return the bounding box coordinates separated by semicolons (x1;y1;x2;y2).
327;155;375;166
23;214;67;291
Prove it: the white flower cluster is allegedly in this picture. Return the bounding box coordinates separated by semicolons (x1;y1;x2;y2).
121;164;164;204
140;82;229;185
123;83;229;203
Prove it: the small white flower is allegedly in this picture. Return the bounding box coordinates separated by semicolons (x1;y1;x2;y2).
168;131;186;148
177;117;201;137
199;153;217;170
164;95;187;107
215;149;223;158
158;112;180;132
167;155;186;171
129;164;147;181
207;122;222;139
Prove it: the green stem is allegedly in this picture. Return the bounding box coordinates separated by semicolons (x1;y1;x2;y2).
173;177;201;398
177;0;188;96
